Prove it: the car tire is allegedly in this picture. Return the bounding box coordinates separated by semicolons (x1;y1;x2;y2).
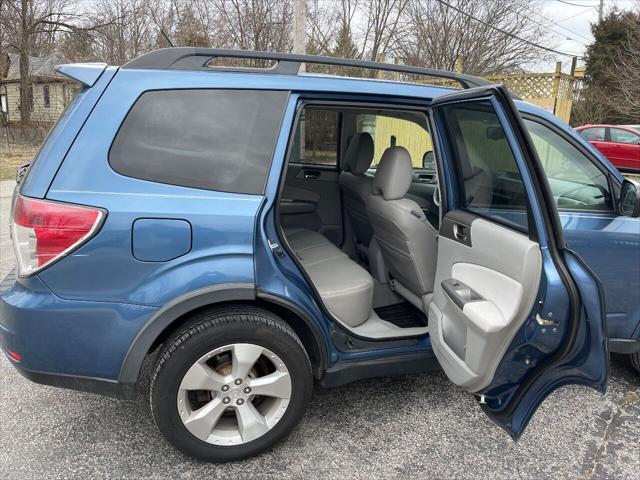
631;352;640;375
150;305;313;462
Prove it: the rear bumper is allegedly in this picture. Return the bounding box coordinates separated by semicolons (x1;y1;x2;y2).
7;358;136;399
0;271;157;389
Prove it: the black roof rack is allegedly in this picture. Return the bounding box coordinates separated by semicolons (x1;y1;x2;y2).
122;48;494;89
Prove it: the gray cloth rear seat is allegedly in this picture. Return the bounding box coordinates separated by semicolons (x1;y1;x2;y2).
285;228;332;251
366;147;438;306
283;228;373;327
339;132;375;257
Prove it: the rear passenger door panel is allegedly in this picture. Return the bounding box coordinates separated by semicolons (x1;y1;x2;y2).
280;164;343;245
430;211;542;391
279;107;343;246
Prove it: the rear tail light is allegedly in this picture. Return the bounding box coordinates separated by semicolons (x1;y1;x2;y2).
11;195;104;276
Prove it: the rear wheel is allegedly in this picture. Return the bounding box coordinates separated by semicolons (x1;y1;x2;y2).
150;306;313;462
631;352;640;375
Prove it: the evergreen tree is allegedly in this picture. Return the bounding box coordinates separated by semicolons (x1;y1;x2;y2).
573;10;640;124
332;21;359;59
175;5;210;48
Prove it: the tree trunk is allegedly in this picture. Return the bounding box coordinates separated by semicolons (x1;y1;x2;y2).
19;0;31;126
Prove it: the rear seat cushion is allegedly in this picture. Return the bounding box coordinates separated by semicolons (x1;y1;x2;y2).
283;228;373;327
284;228;330;251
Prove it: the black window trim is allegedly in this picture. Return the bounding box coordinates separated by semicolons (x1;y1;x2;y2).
522;113;620;214
432;98;533;236
285;97;435;173
108;87;291;196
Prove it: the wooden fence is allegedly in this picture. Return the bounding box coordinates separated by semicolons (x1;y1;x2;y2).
483;61;582;123
366;59;583;167
377;57;582;123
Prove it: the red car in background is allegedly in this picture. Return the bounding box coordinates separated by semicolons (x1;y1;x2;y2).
576;124;640;172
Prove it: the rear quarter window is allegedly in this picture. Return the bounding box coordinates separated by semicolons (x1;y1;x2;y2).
109;89;288;195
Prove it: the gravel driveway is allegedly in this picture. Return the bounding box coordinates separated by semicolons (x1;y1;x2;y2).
1;180;638;479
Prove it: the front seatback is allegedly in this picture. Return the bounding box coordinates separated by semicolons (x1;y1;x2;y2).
366;147;438;300
339;132;375;254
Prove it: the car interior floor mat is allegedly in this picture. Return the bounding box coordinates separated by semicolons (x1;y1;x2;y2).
374;302;428;328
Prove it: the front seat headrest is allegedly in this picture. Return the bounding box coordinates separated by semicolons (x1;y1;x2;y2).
344;132;374;175
373;146;412;200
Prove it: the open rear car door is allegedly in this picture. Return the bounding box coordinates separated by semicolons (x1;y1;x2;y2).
428;86;608;438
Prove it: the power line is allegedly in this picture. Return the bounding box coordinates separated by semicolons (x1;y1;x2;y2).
433;0;585;58
555;0;597;7
497;2;591;44
525;6;594;42
557;8;598;22
549;0;636;3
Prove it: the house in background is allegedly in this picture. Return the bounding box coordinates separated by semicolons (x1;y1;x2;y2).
0;53;78;125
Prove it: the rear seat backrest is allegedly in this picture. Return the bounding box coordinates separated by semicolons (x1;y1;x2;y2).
339;132;375;256
366;147;438;301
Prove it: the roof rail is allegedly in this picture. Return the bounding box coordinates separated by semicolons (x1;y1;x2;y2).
122;48;493;89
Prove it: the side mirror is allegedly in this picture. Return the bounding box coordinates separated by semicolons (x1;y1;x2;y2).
422;151;435;169
620;179;640;217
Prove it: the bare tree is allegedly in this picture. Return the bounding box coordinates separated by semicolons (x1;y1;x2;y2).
307;0;407;62
88;0;155;65
360;0;409;61
211;0;292;52
306;0;342;55
1;0;81;124
1;0;123;123
397;0;553;74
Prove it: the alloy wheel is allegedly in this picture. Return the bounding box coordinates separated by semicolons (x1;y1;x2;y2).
176;343;292;445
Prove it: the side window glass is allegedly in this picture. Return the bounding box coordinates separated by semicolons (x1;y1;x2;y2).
610;128;640;145
526;119;613;212
356;114;433;170
109;89;287;194
290;108;339;166
440;101;529;232
579;127;605;142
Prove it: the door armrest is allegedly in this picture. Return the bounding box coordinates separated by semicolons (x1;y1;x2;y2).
441;279;483;310
279;199;316;215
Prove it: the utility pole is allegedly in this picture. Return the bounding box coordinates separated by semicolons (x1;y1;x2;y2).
293;0;305;55
292;0;306;154
598;0;604;23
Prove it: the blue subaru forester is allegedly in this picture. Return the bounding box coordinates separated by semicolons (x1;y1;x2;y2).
2;49;639;462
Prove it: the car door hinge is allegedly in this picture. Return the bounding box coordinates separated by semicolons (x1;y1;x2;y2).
268;239;285;259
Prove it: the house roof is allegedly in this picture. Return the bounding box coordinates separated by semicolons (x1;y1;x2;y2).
4;53;69;80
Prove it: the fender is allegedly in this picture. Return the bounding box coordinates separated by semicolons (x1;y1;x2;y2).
118;283;255;384
256;290;329;375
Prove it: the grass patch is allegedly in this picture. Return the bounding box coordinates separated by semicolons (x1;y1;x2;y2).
0;146;38;181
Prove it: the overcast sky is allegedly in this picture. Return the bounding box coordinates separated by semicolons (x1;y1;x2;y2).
538;0;638;71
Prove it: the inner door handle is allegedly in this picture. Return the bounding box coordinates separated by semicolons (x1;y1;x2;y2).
454;224;467;241
304;170;321;179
